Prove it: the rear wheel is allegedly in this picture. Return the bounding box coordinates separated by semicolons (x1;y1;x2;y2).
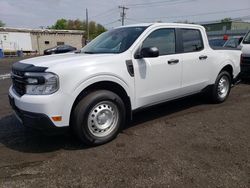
210;71;231;103
72;90;125;146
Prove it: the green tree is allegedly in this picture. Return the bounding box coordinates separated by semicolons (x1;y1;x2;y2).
68;19;83;30
50;19;107;40
96;24;106;34
51;19;68;29
221;18;232;23
88;21;96;39
0;20;5;27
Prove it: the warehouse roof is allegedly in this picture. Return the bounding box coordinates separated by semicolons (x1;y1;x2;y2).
0;27;85;35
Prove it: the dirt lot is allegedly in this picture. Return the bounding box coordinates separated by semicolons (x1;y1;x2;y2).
0;57;250;188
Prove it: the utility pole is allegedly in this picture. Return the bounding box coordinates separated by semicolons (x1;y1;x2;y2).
86;8;89;43
119;6;129;26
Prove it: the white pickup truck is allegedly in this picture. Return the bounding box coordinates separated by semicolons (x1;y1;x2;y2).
9;23;241;146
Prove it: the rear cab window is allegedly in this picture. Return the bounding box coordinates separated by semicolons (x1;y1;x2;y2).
181;29;204;53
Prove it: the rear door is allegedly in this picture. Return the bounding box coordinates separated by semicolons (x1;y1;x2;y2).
178;28;211;94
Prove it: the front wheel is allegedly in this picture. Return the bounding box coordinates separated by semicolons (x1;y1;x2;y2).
72;90;126;146
210;71;232;103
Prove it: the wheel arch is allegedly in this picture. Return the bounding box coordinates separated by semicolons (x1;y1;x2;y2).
219;64;233;80
70;80;132;126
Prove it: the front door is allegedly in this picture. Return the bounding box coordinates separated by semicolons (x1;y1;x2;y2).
133;28;182;108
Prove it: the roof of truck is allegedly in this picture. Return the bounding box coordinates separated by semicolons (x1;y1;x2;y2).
118;22;204;29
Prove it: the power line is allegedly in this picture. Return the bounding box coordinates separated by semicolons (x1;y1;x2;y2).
126;0;194;8
126;14;250;26
126;18;143;23
235;15;250;21
119;6;129;26
126;0;182;6
103;20;120;26
123;0;195;23
92;10;119;21
130;7;250;21
128;0;194;10
90;7;117;19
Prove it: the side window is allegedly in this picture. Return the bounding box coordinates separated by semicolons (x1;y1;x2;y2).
181;29;203;53
142;29;176;56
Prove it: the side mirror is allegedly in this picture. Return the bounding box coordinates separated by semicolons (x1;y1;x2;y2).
135;47;159;59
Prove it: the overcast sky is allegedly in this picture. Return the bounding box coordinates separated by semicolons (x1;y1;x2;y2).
0;0;250;29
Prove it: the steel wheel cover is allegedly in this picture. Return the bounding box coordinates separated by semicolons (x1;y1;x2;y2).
87;101;119;138
217;75;230;99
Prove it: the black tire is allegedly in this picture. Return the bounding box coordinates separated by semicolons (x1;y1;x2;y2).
72;90;125;146
210;71;232;103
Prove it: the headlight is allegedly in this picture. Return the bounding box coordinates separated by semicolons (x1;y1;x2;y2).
24;72;59;95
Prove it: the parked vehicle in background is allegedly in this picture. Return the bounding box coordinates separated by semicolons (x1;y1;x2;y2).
240;31;250;54
239;31;250;78
223;36;243;48
209;38;227;47
44;45;77;55
9;23;241;146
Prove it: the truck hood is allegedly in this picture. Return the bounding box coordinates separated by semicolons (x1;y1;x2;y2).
20;53;117;68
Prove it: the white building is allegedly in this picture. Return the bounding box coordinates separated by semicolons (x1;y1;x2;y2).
0;27;85;54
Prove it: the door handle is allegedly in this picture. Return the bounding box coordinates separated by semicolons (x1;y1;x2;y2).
168;59;179;65
199;55;208;60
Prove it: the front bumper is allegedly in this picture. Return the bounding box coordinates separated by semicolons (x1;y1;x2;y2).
8;94;58;130
8;86;72;128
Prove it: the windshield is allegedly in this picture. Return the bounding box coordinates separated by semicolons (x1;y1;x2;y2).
223;38;239;48
243;32;250;44
81;27;147;54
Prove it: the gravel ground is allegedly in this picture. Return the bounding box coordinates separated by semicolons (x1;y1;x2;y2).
0;57;250;188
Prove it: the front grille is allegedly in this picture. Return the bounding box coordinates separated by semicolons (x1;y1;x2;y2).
11;69;26;96
242;56;250;64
